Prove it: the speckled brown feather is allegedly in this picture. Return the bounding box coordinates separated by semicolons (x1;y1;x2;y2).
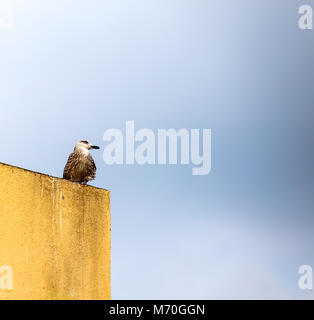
63;150;96;184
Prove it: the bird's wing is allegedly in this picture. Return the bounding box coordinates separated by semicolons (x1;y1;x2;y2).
63;152;79;179
87;154;97;178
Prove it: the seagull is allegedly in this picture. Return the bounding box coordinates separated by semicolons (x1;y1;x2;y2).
63;140;100;184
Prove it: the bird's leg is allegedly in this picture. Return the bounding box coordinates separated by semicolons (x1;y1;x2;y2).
82;180;87;185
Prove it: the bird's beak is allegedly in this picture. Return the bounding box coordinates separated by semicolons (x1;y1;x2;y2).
91;145;100;149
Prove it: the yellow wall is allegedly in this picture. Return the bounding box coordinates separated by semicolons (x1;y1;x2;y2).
0;162;110;300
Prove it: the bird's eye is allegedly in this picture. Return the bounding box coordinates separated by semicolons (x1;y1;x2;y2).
80;140;89;144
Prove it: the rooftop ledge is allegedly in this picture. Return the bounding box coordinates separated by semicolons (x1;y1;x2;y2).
0;162;111;300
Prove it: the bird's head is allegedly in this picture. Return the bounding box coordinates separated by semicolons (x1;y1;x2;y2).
75;140;100;151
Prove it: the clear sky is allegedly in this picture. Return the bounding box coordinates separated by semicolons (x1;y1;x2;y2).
0;0;314;299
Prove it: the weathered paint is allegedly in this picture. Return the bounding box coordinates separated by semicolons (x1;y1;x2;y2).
0;162;110;300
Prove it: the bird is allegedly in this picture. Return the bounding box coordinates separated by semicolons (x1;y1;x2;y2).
63;140;100;184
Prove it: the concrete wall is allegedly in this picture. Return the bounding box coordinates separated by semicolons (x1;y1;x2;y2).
0;162;110;300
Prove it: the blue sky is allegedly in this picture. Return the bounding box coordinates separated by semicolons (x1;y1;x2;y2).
0;0;314;299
